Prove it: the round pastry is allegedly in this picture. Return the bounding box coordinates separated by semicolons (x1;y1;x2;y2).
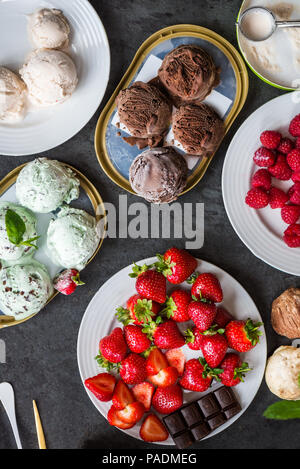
47;206;100;271
16;158;80;214
0;202;37;261
158;45;219;102
0;261;53;320
28;8;70;49
0;67;26;123
129;147;188;204
265;346;300;400
271;288;300;339
116;81;172;139
172;103;224;156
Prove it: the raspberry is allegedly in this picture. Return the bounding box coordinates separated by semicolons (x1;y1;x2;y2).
245;188;269;209
283;224;300;248
269;186;289;209
289;114;300;137
296;137;300;149
287;149;300;171
251;169;271;190
292;171;300;183
260;130;282;149
288;183;300;205
281;205;300;224
278;137;294;154
253;147;276;167
268;154;292;180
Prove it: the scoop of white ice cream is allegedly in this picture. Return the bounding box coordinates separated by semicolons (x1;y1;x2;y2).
0;261;53;320
28;8;70;49
0;67;26;123
19;49;78;106
265;346;300;400
16;158;80;213
0;202;37;261
47;206;100;271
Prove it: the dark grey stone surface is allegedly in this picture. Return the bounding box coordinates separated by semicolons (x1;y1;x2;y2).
0;0;299;450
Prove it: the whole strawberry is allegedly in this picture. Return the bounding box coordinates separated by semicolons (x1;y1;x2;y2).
152;384;183;414
287;149;300;171
124;324;151;354
97;328;127;367
269;186;289;209
281;205;300;224
53;269;84;295
179;358;221;392
251;169;271;191
268;154;292;181
130;265;166;304
155;247;197;284
188;300;216;332
120;353;147;385
116;294;160;326
161;289;191;322
200;330;228;367
185;326;203;350
144;318;185;350
289;114;300;137
245;188;269;209
219;353;251;387
283;223;300;248
214;307;233;328
253;147;276;167
189;272;223;303
225;319;263;352
260;130;281;149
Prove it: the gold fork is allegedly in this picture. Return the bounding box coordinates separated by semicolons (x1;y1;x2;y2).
33;400;47;449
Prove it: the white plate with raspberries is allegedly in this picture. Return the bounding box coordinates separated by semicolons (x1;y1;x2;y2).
222;92;300;276
77;253;266;446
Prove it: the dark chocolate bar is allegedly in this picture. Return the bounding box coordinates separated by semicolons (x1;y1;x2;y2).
163;386;241;449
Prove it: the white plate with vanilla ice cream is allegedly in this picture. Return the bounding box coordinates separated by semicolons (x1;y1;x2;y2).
0;0;110;155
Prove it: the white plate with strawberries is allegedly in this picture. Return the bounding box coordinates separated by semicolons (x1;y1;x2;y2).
222;92;300;275
77;250;266;446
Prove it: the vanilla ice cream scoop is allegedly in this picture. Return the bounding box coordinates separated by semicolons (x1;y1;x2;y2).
20;49;78;107
28;8;70;49
0;67;26;123
16;158;80;213
47;206;100;271
265;346;300;400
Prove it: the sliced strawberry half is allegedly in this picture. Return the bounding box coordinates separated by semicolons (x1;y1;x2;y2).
116;401;145;424
146;348;168;376
132;382;155;411
107;405;135;429
165;348;186;376
84;373;116;402
112;379;135;410
140;414;169;442
148;366;178;387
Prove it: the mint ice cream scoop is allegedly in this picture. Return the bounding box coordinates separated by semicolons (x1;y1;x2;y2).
0;202;38;261
0;261;53;320
16;158;80;213
47;206;100;271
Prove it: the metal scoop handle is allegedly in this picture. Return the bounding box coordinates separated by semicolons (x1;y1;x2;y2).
276;20;300;29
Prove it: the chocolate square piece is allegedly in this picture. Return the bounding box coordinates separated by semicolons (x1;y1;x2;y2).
198;394;220;418
191;422;210;441
224;403;241;419
181;403;203;427
208;413;226;430
163;412;186;435
214;387;236;409
173;431;194;449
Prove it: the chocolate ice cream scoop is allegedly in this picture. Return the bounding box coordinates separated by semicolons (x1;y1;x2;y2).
116;81;172;142
173;103;224;157
158;45;219;103
129;147;188;204
271;288;300;339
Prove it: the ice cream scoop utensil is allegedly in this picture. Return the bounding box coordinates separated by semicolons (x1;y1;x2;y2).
292;339;300;348
0;383;22;449
237;7;300;42
33;400;47;449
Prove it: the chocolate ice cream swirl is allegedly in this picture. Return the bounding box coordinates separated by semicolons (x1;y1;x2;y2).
129;147;188;204
158;45;219;103
173;103;224;157
116;81;172;142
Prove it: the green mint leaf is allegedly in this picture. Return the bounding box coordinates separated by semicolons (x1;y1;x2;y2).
19;236;40;250
263;400;300;420
298;374;300;389
5;209;26;245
